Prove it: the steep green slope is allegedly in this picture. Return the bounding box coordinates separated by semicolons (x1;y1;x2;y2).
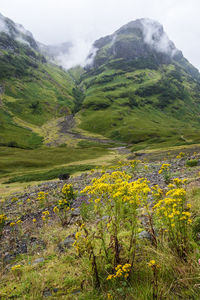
77;19;200;149
0;28;76;148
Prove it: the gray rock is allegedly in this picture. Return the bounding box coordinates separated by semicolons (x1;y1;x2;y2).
43;289;52;297
138;230;152;240
63;237;75;248
3;252;14;264
58;235;75;252
71;208;80;217
32;257;44;265
71;289;81;295
16;242;27;254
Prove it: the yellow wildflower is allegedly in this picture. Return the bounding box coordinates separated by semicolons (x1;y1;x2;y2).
53;206;59;213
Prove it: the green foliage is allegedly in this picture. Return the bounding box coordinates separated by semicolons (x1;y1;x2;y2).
83;94;112;110
77;140;114;148
0;145;108;181
5;164;96;183
192;217;200;243
77;62;200;148
186;159;198;167
72;87;85;113
0;110;43;149
0;35;76;149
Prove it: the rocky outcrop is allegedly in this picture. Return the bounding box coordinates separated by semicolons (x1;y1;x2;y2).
0;12;38;50
87;18;199;79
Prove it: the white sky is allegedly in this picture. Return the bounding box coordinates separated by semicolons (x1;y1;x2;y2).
1;0;200;69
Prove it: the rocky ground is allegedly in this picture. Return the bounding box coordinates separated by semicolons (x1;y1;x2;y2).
1;150;200;263
1;149;200;299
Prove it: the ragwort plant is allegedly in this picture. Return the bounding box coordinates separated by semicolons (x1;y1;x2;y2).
78;171;151;285
148;260;160;300
0;214;7;237
158;163;171;184
153;178;191;259
53;184;77;226
36;191;49;208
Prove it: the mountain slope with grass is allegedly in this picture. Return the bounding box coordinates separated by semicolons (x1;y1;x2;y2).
0;12;76;149
77;18;200;150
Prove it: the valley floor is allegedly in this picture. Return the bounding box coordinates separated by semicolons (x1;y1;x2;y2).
0;145;200;299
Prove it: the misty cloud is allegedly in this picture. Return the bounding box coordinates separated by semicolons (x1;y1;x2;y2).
1;0;200;69
141;18;178;57
0;14;9;34
53;39;94;69
0;13;34;48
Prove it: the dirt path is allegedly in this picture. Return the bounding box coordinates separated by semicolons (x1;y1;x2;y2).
12;113;129;150
59;116;114;144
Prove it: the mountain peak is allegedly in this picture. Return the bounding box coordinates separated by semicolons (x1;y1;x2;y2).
115;18;178;57
88;18;185;71
0;12;38;50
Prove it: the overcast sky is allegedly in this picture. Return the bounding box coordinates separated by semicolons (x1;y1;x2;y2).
1;0;200;69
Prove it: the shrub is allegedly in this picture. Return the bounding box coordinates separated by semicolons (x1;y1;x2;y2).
53;184;77;226
83;95;111;110
153;178;191;259
0;214;7;236
76;171;151;286
158;163;171;184
186;159;198;167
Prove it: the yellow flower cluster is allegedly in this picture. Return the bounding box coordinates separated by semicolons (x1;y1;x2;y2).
172;178;187;187
176;152;185;159
42;211;49;216
158;164;171;174
73;231;82;253
107;293;113;300
16;220;23;224
166;188;186;198
37;192;48;201
148;260;160;269
106;263;131;280
11;264;22;271
152;185;163;199
62;184;75;201
42;210;50;222
53;206;59;213
129;159;141;169
153;186;192;225
81;171;150;206
58;198;69;209
11;197;18;202
0;214;7;224
62;184;72;194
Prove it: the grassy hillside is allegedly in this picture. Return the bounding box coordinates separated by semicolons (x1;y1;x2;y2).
72;19;200;149
78;64;200;149
0;32;76;149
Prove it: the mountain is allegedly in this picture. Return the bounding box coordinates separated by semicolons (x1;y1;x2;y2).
87;19;199;79
76;18;200;149
0;12;38;50
1;14;200;151
0;13;76;149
